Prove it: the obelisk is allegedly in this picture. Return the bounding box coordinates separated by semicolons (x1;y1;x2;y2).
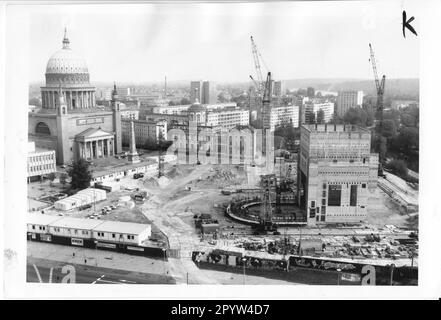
127;121;140;163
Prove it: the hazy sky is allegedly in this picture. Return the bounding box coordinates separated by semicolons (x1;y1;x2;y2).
26;1;419;83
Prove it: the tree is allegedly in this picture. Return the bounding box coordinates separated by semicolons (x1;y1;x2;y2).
47;172;56;186
29;97;41;107
316;109;325;124
59;173;68;187
387;159;408;178
380;119;397;138
373;135;387;161
343;107;368;126
67;159;92;190
180;98;191;105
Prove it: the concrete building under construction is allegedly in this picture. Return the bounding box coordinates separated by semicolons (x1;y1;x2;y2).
297;124;378;226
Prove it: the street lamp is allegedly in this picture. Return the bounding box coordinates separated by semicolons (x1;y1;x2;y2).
241;257;247;285
336;268;341;286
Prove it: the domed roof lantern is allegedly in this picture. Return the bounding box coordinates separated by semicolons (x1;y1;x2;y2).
62;27;70;49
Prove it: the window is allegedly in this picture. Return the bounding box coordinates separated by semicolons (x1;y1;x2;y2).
350;185;358;206
328;185;342;206
322;191;326;197
112;233;115;238
32;225;35;230
362;183;366;188
321;206;326;214
311;201;315;208
36;122;51;135
322;199;326;205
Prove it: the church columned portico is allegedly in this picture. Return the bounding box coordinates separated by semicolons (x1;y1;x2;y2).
75;128;115;161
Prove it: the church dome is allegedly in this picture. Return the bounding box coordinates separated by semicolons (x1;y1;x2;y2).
188;99;207;113
46;49;89;74
44;29;90;86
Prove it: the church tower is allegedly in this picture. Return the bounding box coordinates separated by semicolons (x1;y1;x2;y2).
56;84;69;164
112;83;122;155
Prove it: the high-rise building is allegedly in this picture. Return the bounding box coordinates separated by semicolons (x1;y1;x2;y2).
297;124;378;226
273;81;282;97
304;100;335;123
190;81;203;103
336;91;364;116
263;105;299;131
191;80;217;104
202;81;217;104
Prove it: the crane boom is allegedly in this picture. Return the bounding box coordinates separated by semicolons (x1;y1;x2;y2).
368;43;386;116
251;36;264;84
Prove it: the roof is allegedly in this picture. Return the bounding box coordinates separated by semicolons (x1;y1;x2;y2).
49;216;104;230
75;127;114;141
93;220;150;235
27;213;64;226
55;188;106;206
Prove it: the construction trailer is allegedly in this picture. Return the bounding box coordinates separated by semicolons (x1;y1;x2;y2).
54;188;107;211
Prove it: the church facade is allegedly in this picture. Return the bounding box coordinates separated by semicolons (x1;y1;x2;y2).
28;30;123;164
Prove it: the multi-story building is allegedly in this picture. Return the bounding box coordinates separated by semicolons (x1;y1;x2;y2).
202;81;217;104
297;124;378;226
304;100;335;123
206;107;249;129
190;81;203;103
273;81;282;97
336;91;364;116
151;102;237;116
27;141;57;180
121;118;167;147
263;104;299;131
120;106;139;120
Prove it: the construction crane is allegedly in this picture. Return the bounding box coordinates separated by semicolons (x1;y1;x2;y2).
250;36;265;95
254;174;278;234
275;164;293;215
369;43;387;176
369;43;386;124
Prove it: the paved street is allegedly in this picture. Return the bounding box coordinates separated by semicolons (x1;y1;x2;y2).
27;257;176;284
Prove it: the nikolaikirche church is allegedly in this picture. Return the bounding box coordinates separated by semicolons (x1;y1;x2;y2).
28;29;123;165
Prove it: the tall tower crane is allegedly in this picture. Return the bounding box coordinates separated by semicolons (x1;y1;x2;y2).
369;43;386;124
250;36;265;95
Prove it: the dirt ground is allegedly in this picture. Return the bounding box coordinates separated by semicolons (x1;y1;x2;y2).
367;188;418;229
27;162;418;284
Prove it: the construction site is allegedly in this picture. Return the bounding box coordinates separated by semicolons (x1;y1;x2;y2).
26;38;419;285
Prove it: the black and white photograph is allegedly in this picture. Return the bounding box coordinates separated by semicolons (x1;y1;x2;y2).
1;0;440;301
